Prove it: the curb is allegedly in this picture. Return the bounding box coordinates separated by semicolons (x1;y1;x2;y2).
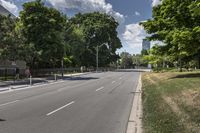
0;72;90;93
126;74;143;133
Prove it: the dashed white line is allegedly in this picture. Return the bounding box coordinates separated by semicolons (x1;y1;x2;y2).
96;87;104;92
0;100;19;107
46;101;75;116
112;81;116;84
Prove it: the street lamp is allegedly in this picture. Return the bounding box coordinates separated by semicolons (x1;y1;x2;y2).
96;43;109;72
61;24;78;79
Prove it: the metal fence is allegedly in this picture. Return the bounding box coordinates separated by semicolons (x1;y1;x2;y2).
0;66;118;81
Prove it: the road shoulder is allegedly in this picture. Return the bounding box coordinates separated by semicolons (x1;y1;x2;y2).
126;74;143;133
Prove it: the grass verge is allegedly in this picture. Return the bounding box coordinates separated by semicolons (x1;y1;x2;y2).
142;72;200;133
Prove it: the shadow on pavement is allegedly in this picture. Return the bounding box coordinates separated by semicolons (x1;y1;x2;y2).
0;119;6;122
0;75;99;88
115;69;151;72
63;77;99;81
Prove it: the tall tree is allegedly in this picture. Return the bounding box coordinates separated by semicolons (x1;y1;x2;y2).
18;0;66;68
120;52;133;68
141;0;200;69
68;12;122;67
0;15;23;61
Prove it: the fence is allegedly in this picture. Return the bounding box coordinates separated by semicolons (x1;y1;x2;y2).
0;67;26;80
0;66;118;81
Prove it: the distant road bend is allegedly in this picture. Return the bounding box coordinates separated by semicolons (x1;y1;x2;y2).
0;71;140;133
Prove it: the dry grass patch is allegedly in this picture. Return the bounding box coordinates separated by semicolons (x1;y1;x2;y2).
142;72;200;133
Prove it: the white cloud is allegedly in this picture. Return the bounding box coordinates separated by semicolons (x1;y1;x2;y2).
134;11;140;16
122;23;148;54
0;0;18;14
47;0;125;23
152;0;161;7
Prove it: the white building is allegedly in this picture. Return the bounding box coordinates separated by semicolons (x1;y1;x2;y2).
0;4;16;18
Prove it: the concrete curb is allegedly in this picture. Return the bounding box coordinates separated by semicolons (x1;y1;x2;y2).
0;72;90;93
126;74;143;133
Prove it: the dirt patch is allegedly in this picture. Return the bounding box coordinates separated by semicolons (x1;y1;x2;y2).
145;74;157;84
181;89;200;106
163;96;182;114
162;95;196;132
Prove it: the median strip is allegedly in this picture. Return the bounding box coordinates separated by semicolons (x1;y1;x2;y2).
46;101;75;116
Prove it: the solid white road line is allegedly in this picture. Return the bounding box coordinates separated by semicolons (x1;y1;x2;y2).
96;87;104;92
46;101;75;116
0;100;19;107
112;81;116;84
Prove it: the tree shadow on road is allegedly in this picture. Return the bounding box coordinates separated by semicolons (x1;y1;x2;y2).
0;118;6;121
63;77;99;81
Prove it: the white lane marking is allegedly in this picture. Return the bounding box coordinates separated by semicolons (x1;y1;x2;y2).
96;87;104;92
112;81;116;84
0;100;19;107
46;101;75;116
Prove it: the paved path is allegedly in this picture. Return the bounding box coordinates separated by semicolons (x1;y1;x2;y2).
0;71;140;133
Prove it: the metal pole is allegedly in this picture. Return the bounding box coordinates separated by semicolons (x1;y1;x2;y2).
54;74;57;81
30;75;32;86
96;46;99;72
61;60;64;78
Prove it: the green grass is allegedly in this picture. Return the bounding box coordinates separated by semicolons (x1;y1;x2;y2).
142;72;200;133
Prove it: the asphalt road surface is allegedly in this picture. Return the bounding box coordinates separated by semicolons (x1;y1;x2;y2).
0;71;140;133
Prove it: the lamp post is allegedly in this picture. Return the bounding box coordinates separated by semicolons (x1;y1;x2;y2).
96;43;109;72
61;59;64;78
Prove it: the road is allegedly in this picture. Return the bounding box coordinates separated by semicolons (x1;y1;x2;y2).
0;71;140;133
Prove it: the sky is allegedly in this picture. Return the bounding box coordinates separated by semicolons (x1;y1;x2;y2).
0;0;161;54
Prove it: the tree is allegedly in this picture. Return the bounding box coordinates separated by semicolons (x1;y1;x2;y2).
68;12;122;67
120;52;133;68
141;0;200;70
18;0;66;68
0;15;24;61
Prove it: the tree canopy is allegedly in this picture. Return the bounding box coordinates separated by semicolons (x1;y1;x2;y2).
0;0;122;69
141;0;200;70
67;12;122;67
18;0;66;68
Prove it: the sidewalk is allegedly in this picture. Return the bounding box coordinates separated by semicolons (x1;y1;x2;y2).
0;73;87;92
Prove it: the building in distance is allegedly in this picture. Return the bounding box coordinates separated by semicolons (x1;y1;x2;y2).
142;39;151;51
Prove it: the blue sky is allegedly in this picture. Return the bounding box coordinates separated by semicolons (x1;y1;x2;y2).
0;0;161;54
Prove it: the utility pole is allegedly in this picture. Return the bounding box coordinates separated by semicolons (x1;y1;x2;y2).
61;59;64;78
96;43;109;73
96;46;99;72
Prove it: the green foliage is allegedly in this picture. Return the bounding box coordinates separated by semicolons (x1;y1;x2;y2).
1;1;122;69
18;0;66;68
141;0;200;70
0;15;24;61
67;12;122;67
120;52;133;68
